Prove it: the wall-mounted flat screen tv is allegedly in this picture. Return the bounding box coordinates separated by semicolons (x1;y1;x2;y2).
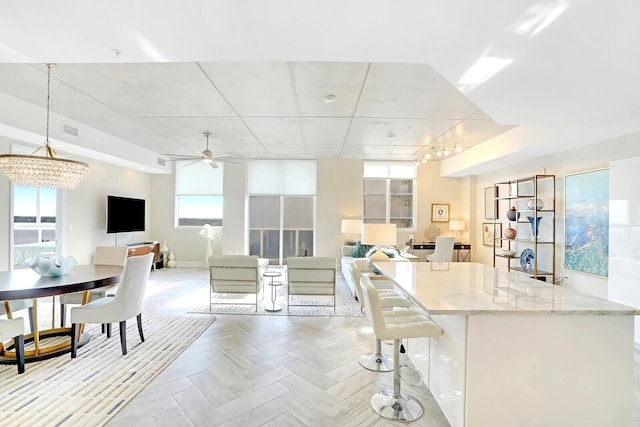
106;195;145;234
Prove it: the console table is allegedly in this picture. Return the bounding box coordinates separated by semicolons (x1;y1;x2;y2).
127;242;162;269
412;242;471;262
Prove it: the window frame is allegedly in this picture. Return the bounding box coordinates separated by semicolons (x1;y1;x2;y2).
363;162;417;231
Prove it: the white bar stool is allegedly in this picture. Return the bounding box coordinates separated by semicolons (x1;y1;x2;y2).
351;264;411;372
361;276;443;422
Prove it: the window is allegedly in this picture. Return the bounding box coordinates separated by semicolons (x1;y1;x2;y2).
175;161;223;226
363;162;416;229
248;160;316;264
13;185;57;267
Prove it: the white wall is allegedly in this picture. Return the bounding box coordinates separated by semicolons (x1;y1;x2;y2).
0;139;11;270
608;155;640;342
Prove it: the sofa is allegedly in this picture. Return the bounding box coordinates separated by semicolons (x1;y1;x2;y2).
340;245;410;298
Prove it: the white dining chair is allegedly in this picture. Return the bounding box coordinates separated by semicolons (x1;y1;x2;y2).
1;299;34;333
70;253;153;358
60;245;129;327
0;317;26;374
425;236;455;262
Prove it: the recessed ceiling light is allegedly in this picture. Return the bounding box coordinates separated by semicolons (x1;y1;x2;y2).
324;94;336;103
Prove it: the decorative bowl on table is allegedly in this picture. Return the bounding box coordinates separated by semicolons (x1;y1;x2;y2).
499;249;517;257
24;255;77;277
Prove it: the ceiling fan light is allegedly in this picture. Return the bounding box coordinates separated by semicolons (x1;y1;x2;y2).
202;157;213;164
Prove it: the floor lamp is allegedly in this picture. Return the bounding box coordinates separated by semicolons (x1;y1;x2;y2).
361;223;397;271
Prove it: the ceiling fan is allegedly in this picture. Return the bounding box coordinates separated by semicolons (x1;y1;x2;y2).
162;132;237;168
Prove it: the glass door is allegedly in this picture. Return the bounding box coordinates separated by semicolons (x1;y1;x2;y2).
249;195;315;265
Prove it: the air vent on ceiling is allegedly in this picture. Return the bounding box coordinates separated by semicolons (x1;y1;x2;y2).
61;122;79;137
157;157;166;166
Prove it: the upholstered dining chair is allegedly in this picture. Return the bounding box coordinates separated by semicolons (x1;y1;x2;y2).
60;245;129;327
1;299;34;333
0;317;26;374
70;253;153;358
425;236;455;262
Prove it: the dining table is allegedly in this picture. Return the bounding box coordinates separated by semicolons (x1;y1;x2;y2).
0;264;123;363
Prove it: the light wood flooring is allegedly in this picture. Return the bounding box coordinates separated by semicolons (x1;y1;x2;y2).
105;268;449;426
105;267;640;427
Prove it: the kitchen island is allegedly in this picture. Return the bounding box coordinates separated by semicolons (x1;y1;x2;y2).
375;261;639;427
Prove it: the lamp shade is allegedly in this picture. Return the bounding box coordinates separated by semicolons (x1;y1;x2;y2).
341;219;362;235
449;220;465;231
361;223;397;246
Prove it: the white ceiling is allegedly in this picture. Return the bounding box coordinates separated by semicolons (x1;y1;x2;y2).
1;0;639;177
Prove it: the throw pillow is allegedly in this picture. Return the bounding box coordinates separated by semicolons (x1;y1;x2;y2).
351;240;374;258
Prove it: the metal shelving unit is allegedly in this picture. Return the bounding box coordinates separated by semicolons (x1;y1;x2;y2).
492;174;556;282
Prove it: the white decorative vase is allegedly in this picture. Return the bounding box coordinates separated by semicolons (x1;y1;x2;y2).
167;251;176;268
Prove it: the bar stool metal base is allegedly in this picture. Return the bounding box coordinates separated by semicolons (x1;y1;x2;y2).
370;389;423;422
359;352;393;372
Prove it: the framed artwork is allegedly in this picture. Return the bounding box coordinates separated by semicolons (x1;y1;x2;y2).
431;203;450;222
482;222;502;246
484;187;496;219
564;168;609;276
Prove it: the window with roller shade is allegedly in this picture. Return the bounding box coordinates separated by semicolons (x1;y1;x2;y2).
363;162;416;229
247;160;316;264
175;161;223;226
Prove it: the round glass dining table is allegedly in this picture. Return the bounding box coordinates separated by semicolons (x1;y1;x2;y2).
0;264;123;363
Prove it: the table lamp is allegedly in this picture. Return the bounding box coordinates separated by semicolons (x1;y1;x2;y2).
361;223;397;264
449;220;465;241
341;219;362;245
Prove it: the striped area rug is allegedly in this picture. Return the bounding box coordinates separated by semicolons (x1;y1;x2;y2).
0;315;215;426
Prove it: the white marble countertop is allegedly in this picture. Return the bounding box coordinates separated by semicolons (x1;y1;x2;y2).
375;261;640;315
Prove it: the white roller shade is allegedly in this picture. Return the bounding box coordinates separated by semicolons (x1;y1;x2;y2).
175;161;223;195
248;160;316;195
364;161;416;178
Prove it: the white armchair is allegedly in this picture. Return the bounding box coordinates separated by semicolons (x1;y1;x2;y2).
60;245;129;327
286;257;337;314
425;236;455;262
209;255;261;312
70;253;154;358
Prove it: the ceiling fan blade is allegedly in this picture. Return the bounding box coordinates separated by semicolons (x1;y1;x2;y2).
209;161;219;169
183;158;204;167
214;158;243;165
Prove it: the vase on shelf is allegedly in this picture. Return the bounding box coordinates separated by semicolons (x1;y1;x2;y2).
503;226;517;240
527;216;542;241
506;206;519;222
527;198;544;210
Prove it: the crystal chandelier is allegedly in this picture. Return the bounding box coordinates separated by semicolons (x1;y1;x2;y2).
0;64;89;189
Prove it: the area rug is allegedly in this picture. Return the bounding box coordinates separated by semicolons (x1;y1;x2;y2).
0;315;215;427
190;270;364;317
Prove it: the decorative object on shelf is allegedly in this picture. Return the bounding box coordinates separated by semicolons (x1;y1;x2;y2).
503;226;517;240
527;198;544;210
506;206;520;222
0;64;89;189
564;168;609;277
167;251;176;268
431;203;450;222
520;249;535;272
527;216;542;241
25;255;77;277
423;223;441;242
499;249;517;257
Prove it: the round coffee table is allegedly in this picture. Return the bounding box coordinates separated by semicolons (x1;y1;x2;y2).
263;271;283;312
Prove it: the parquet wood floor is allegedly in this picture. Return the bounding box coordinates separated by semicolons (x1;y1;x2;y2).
104;267;640;426
105;268;448;426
